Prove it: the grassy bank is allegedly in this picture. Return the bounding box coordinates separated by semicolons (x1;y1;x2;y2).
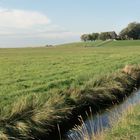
0;40;140;139
105;104;140;140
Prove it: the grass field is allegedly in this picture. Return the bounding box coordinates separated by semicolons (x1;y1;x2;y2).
1;40;140;139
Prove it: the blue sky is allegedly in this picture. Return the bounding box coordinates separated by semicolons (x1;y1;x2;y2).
0;0;140;47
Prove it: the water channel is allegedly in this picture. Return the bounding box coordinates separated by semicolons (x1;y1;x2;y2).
65;89;140;140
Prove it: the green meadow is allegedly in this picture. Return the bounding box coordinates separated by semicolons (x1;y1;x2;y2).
1;40;140;139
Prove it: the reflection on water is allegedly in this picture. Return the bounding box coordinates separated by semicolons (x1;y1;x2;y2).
66;90;140;140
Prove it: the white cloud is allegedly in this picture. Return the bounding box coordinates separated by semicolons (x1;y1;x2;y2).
0;8;80;47
0;8;51;28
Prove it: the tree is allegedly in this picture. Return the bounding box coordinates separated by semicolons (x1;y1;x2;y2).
81;31;117;41
99;32;111;40
88;34;94;41
91;33;99;41
80;34;89;41
81;34;94;41
119;22;140;40
99;31;118;40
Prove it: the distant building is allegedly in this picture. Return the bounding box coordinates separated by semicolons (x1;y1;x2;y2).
108;31;118;39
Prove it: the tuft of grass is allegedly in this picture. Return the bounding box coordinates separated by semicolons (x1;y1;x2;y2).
0;132;8;140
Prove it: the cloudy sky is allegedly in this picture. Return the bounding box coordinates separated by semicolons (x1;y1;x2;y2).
0;0;140;47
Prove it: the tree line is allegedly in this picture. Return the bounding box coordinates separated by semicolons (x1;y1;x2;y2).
81;22;140;41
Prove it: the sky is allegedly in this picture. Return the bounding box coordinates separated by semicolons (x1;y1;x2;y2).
0;0;140;48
